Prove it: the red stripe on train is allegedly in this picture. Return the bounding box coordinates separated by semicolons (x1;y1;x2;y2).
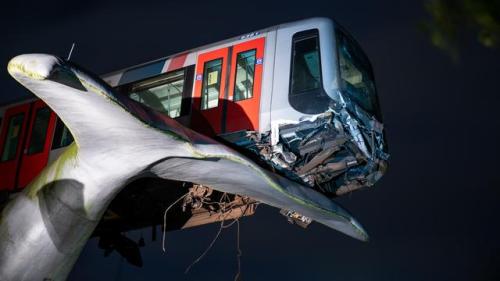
167;53;188;72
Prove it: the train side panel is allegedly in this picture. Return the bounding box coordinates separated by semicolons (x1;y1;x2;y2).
1;18;341;191
258;29;277;133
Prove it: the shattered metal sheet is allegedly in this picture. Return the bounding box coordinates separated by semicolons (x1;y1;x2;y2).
227;106;388;197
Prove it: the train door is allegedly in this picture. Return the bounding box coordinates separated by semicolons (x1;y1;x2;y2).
192;48;229;135
0;100;56;191
17;100;56;188
225;37;265;132
0;103;31;191
191;38;265;136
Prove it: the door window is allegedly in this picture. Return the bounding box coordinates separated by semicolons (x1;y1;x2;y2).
1;114;24;162
27;107;51;155
201;59;223;110
233;49;256;101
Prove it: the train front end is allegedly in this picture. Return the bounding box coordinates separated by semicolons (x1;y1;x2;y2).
250;18;389;198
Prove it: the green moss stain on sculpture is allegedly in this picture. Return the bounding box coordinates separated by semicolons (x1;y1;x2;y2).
26;143;79;199
7;60;47;80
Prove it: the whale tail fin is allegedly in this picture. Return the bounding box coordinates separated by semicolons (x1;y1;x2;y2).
7;53;369;242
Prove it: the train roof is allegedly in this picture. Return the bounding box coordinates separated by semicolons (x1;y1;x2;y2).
1;17;335;109
101;17;335;86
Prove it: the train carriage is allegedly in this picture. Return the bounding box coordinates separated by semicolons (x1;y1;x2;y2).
0;17;388;235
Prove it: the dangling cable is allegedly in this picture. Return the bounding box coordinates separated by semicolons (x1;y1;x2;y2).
185;192;233;273
162;192;189;252
182;192;253;276
185;220;225;274
233;219;242;281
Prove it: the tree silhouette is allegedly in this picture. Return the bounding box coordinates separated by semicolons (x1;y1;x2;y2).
422;0;500;60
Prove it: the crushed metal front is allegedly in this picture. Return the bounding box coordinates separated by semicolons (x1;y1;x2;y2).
223;107;389;198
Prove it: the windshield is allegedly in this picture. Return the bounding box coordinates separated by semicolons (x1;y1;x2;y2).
336;29;381;119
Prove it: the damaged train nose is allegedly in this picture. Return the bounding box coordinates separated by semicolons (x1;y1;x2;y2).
237;107;388;199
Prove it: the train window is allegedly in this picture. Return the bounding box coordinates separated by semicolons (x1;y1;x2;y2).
336;29;380;118
233;49;256;101
1;113;24;162
289;29;330;114
290;30;322;95
127;70;185;118
27;107;51;155
201;58;222;110
52;118;74;150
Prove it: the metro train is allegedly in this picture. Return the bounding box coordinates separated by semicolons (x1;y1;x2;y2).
0;16;388;260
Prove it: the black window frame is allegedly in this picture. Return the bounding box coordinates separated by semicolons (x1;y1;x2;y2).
288;29;330;114
1;113;25;162
116;65;195;118
200;58;223;110
233;48;257;102
27;106;51;155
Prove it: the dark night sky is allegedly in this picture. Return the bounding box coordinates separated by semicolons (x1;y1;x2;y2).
2;0;500;280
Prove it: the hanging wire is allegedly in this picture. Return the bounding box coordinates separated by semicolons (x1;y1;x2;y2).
184;192;233;273
233;219;242;281
161;188;254;279
162;192;189;252
184;219;226;274
184;196;252;276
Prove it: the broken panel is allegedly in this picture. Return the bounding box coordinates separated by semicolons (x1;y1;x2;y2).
222;107;388;198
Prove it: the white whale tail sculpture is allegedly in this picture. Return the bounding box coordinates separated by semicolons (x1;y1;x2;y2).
0;54;368;280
